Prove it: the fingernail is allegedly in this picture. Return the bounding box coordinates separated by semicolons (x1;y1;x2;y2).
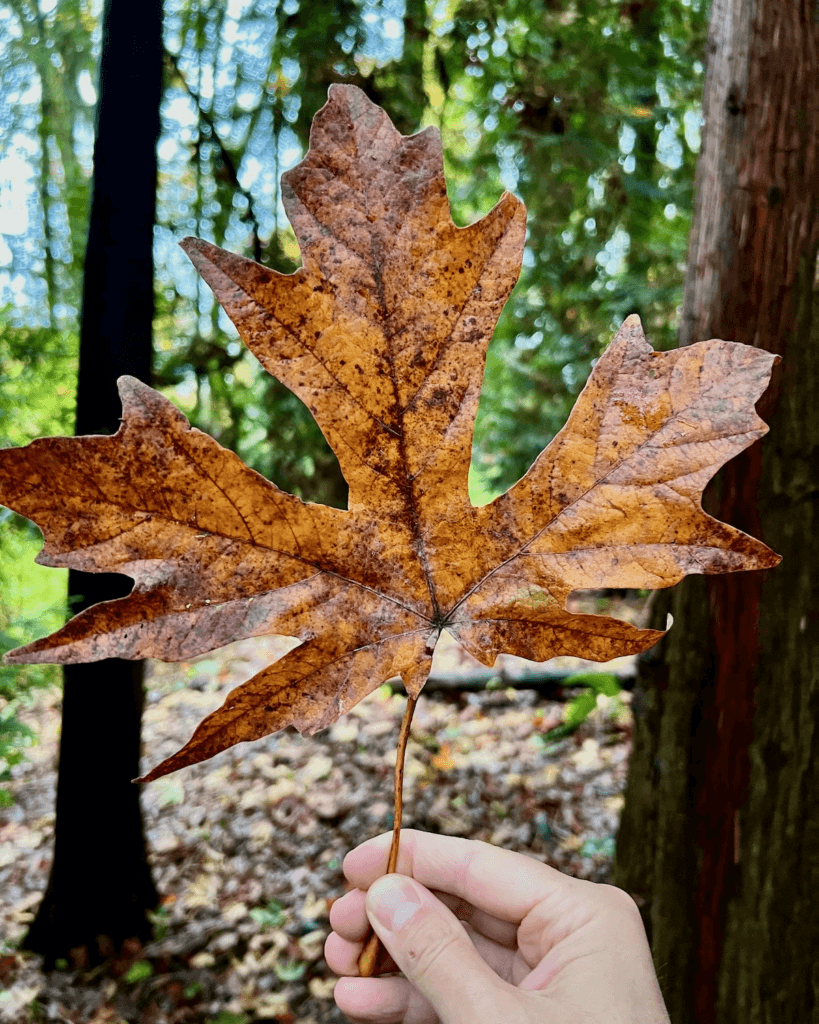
367;875;422;932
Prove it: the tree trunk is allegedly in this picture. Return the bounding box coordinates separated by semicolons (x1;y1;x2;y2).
25;0;163;968
624;0;661;319
614;3;819;1023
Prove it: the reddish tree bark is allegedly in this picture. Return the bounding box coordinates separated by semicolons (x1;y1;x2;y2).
615;2;819;1022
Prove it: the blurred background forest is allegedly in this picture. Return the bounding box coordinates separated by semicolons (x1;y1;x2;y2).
0;0;707;793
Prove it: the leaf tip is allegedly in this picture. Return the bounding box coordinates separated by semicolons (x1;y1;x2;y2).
325;81;370;110
180;236;237;278
2;645;39;665
137;753;190;784
179;235;204;256
326;80;351;100
115;374;147;401
179;236;218;271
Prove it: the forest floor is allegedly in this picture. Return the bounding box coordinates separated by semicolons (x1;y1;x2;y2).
0;594;649;1024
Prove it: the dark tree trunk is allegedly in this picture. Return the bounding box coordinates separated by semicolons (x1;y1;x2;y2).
25;0;163;968
624;0;661;320
614;2;819;1023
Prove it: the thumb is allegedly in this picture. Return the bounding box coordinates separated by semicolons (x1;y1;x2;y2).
365;874;506;1023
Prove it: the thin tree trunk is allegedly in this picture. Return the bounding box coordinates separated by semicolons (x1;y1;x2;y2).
25;0;163;968
614;3;819;1023
625;0;661;317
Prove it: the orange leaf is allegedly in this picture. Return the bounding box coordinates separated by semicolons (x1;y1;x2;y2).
0;86;780;782
431;742;457;772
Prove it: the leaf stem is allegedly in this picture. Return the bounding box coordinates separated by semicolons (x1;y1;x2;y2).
357;691;418;977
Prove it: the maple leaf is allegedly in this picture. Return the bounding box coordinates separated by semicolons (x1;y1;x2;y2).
0;85;779;788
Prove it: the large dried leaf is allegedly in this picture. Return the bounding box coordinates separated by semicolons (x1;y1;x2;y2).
0;85;780;782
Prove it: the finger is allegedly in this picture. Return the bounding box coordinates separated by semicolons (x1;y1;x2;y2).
332;882;518;950
365;874;509;1020
330;887;371;941
325;930;365;976
325;928;400;978
345;829;581;924
328;915;517;986
334;975;437;1024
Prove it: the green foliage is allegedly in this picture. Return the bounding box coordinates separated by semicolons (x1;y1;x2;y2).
581;835;616;859
250;899;286;930
562;671;622;698
539;672;623;744
123;960;154;984
0;702;34;807
0;317;76;801
0;554;65;804
0;0;98;326
275;959;307;982
206;1013;250;1024
0;319;78;443
148;904;171;942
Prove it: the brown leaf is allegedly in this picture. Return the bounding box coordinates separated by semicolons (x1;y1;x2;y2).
0;85;780;781
431;742;457;772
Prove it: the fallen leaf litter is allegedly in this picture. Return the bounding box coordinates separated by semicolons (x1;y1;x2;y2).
2;625;641;1023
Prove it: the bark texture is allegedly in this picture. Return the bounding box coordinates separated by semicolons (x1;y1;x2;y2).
25;0;162;966
615;2;819;1023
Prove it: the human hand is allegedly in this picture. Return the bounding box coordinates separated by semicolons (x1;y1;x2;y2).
325;829;670;1024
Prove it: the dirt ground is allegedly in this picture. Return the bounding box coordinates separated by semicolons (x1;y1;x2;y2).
0;599;646;1024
